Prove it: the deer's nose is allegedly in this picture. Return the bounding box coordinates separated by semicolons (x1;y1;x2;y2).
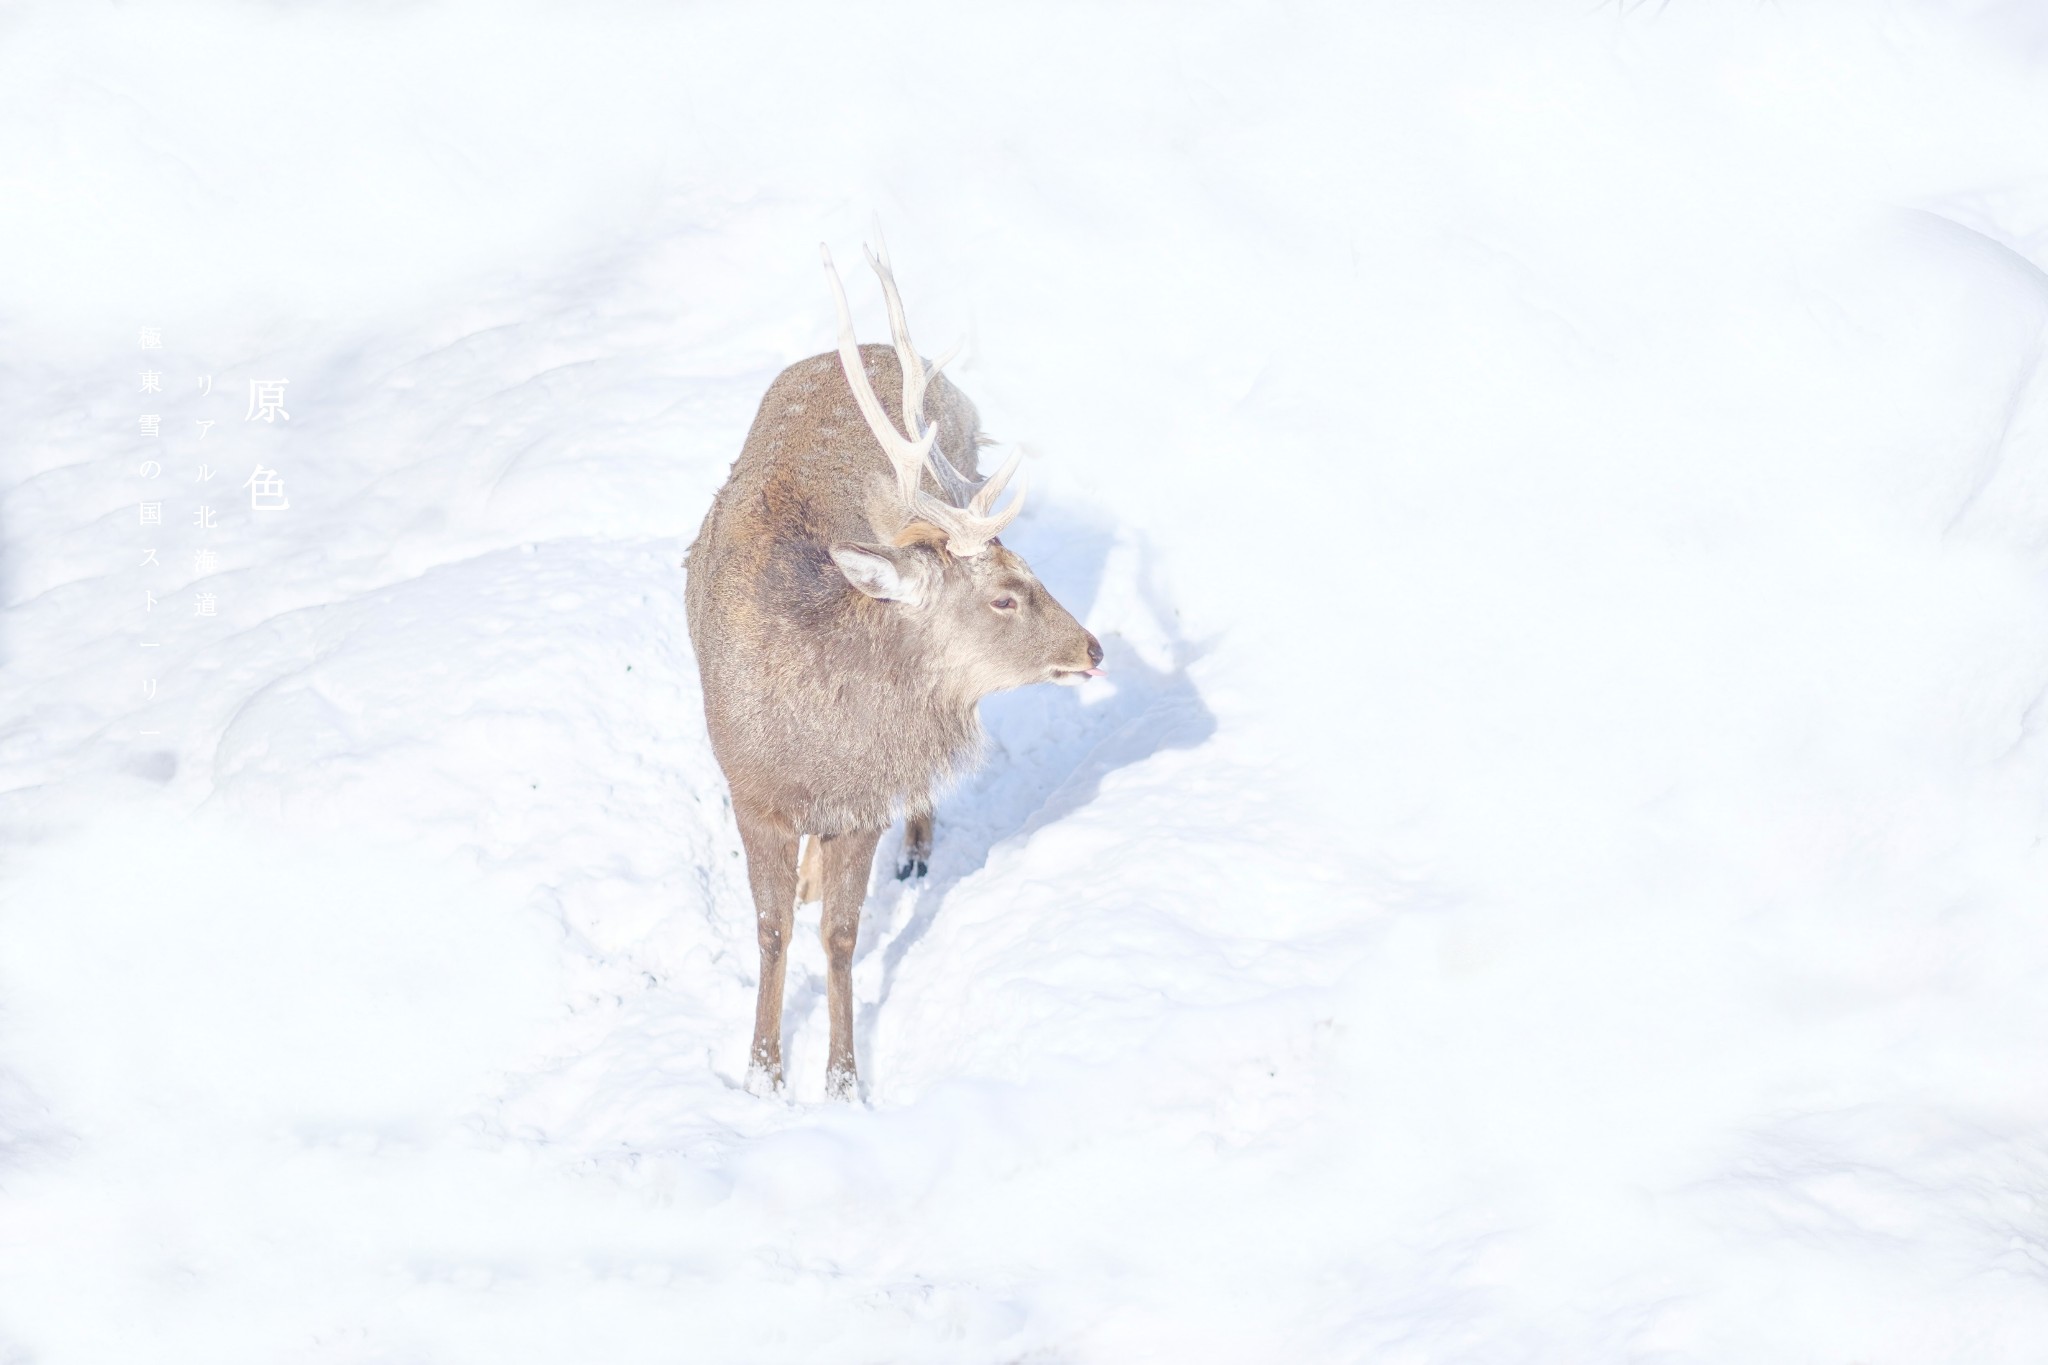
1086;633;1104;667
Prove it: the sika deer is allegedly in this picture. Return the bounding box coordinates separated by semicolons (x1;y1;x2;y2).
684;238;1103;1098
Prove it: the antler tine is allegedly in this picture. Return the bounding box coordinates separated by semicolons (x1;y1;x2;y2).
969;446;1022;516
821;243;934;508
926;439;983;506
865;230;960;379
863;232;929;442
910;336;986;505
911;458;1027;557
868;233;979;503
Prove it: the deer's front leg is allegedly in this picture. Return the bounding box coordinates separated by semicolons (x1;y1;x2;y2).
816;825;883;1100
734;805;800;1093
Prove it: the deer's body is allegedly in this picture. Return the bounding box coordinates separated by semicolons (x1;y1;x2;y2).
686;348;985;839
685;244;1101;1098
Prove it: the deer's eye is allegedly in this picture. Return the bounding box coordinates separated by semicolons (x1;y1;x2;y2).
991;596;1017;612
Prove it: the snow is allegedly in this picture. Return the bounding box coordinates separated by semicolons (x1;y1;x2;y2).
7;0;2048;1358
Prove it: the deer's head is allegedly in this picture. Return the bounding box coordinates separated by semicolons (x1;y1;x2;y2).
822;239;1103;699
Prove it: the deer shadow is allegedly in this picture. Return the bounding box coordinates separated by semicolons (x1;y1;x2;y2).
838;502;1217;1078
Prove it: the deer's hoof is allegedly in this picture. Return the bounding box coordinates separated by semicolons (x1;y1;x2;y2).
743;1061;784;1098
895;857;928;881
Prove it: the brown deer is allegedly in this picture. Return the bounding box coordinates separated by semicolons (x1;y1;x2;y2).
684;238;1104;1099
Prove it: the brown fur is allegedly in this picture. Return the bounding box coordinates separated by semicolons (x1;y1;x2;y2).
685;344;1100;1097
891;520;953;550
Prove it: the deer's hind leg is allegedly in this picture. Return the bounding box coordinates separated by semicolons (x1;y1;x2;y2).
896;799;933;881
734;804;800;1094
816;824;884;1100
796;834;824;904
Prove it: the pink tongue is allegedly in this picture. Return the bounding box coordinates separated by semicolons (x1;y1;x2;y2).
1083;667;1106;678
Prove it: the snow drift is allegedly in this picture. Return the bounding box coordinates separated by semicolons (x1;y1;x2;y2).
6;2;2048;1360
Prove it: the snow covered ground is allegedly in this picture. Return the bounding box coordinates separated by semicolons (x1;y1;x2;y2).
7;1;2048;1358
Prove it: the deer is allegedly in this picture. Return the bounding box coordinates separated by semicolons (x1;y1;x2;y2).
684;237;1104;1099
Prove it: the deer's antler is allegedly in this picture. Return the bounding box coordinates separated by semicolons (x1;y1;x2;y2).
822;243;935;510
913;446;1025;556
822;234;1026;556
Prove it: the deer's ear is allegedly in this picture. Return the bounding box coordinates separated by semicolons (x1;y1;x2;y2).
831;543;928;606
